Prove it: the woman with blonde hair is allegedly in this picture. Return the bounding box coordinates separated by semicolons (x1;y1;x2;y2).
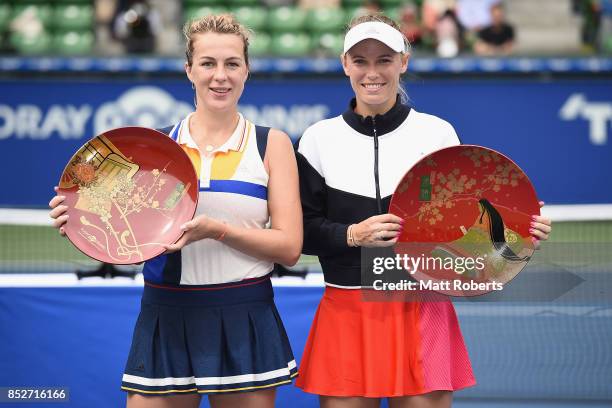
295;13;551;408
50;14;302;408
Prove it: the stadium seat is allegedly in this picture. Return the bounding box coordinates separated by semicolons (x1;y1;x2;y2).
53;30;94;55
343;0;365;8
268;7;306;32
227;0;260;6
232;6;267;31
185;0;223;6
384;7;400;22
380;0;405;8
10;31;52;55
11;4;53;28
270;32;311;56
344;6;367;23
53;4;94;31
314;32;344;56
249;32;271;56
0;4;11;32
185;6;228;22
305;8;345;33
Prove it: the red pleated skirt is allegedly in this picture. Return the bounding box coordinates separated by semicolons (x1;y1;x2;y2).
295;287;476;397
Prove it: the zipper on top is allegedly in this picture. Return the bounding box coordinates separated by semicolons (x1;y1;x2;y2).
372;117;382;214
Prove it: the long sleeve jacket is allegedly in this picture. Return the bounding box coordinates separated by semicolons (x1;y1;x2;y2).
296;98;460;288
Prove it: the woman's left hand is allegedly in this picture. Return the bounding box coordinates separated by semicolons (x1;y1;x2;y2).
163;215;225;253
530;201;552;249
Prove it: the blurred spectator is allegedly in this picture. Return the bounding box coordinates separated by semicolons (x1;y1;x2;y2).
4;5;46;54
456;0;499;31
574;0;602;52
473;2;514;55
262;0;296;6
299;0;341;9
97;0;117;24
9;6;45;42
421;0;462;56
399;3;423;47
112;0;161;54
422;0;456;33
95;0;122;55
436;9;464;57
456;0;499;48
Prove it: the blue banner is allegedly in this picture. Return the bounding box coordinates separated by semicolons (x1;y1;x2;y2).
0;79;610;206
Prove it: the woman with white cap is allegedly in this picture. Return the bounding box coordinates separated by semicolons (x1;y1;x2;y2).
295;13;552;408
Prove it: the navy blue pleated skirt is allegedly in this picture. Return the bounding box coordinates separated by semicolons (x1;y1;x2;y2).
121;274;297;396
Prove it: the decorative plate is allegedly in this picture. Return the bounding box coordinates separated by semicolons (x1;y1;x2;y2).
58;127;198;264
390;145;540;296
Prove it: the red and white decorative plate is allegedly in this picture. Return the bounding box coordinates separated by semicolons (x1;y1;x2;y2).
58;127;198;264
390;145;540;296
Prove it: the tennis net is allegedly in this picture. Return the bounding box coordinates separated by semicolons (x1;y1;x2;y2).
1;206;611;274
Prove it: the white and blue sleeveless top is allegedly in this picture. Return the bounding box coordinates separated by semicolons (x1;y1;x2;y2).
143;113;273;285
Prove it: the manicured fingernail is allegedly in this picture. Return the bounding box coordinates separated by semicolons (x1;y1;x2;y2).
400;219;405;224
529;228;535;234
531;237;539;245
530;222;536;228
531;215;537;221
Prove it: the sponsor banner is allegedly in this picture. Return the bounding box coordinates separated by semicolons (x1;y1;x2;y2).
0;79;610;206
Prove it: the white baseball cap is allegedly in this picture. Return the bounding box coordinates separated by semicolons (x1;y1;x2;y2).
343;21;407;54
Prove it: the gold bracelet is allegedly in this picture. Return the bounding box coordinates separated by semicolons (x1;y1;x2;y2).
347;224;357;247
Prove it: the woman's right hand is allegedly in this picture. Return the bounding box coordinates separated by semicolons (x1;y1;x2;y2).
352;213;404;248
49;186;68;236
